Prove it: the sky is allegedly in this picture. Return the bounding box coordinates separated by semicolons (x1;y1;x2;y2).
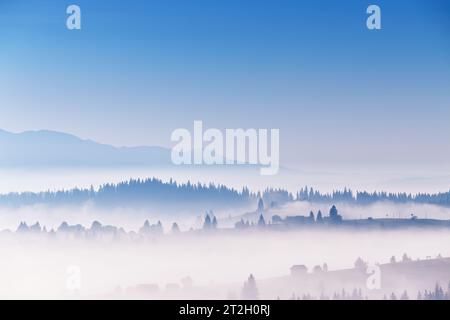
0;0;449;167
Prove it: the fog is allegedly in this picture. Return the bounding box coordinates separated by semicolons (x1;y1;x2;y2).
277;201;450;220
1;195;449;232
0;167;449;299
1;163;449;195
0;228;449;299
0;203;202;232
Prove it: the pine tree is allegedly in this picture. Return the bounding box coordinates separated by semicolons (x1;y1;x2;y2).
330;205;338;218
203;214;212;230
400;291;409;300
316;210;323;223
241;274;258;299
139;220;151;234
402;253;411;262
156;220;163;234
257;214;266;227
212;216;218;229
434;283;444;300
354;257;367;270
308;211;315;222
329;205;342;223
257;197;264;213
171;222;180;233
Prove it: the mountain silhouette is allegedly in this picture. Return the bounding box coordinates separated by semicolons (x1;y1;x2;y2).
0;129;170;167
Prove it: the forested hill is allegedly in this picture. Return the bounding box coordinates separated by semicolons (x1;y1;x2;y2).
295;187;450;207
0;178;254;210
0;179;449;210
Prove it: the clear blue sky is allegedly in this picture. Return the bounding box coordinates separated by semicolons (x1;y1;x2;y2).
0;0;449;166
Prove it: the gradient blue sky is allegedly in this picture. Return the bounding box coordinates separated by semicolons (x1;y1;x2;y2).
1;0;449;166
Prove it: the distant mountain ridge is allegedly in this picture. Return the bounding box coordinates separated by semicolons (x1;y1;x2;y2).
0;129;171;167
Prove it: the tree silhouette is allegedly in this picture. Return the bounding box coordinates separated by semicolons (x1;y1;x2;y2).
171;222;180;233
241;274;258;300
257;197;264;213
329;205;342;223
3;180;450;210
316;210;323;223
203;214;212;230
354;257;368;271
308;211;315;223
400;291;409;300
257;214;266;227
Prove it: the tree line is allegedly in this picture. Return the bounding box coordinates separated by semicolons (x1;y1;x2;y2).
0;178;449;208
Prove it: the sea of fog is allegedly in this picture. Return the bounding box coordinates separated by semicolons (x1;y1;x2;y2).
0;166;449;299
1;192;450;232
0;165;449;229
0;229;449;299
